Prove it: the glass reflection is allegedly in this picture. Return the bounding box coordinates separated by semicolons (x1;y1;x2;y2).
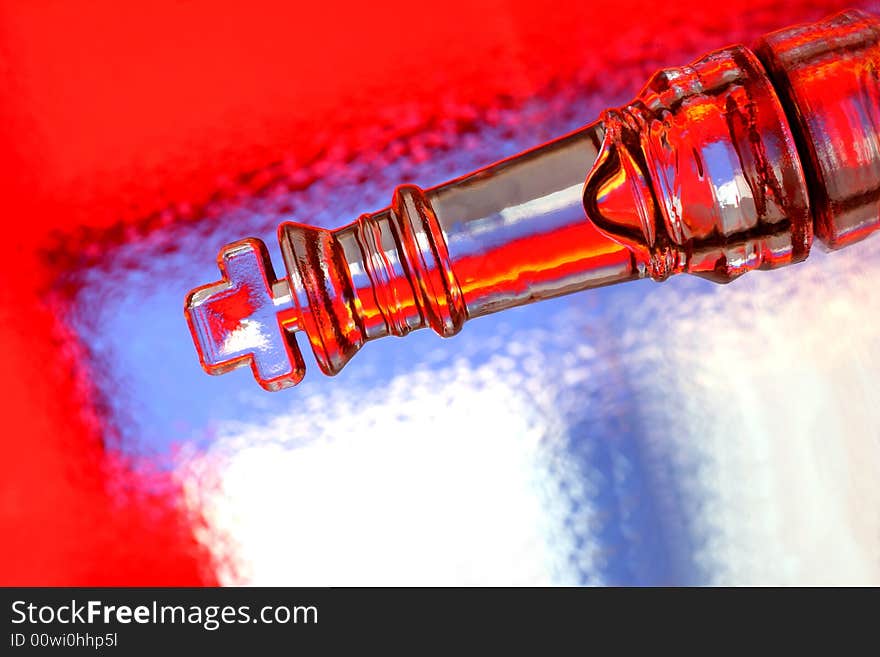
61;47;880;586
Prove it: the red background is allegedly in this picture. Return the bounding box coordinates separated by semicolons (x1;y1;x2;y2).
0;0;857;584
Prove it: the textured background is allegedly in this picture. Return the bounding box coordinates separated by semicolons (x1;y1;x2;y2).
1;0;878;585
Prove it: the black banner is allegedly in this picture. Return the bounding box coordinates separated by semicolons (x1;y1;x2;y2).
0;586;850;651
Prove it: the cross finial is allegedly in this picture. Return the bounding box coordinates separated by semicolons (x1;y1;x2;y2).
184;238;305;391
